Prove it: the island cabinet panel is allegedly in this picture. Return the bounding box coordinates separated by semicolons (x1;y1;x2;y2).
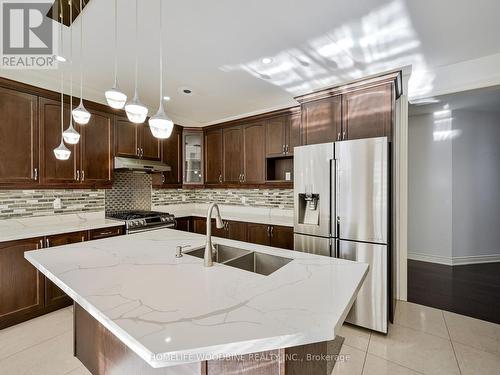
222;126;243;184
115;116;139;158
140;123;161;161
247;223;271;246
270;226;294;250
342;83;393;140
79;109;113;186
39;98;79;185
0;87;39;186
242;121;266;184
204;128;223;185
44;231;88;309
0;237;45;329
301;95;341;145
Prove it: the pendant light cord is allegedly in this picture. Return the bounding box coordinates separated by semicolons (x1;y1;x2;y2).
113;0;118;86
159;0;163;100
69;0;73;110
134;0;138;96
79;0;84;100
60;0;64;135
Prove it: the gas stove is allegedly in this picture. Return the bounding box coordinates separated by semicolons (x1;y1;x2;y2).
107;210;175;234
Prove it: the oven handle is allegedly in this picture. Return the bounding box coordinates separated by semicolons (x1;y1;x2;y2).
126;224;175;234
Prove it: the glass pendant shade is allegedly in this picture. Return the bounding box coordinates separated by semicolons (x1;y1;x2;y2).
53;140;71;160
105;86;127;109
72;101;91;124
125;92;148;123
62;119;80;144
149;103;173;139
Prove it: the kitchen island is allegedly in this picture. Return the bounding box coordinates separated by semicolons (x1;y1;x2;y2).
24;228;368;374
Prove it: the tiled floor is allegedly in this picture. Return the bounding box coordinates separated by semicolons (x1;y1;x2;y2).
0;302;499;375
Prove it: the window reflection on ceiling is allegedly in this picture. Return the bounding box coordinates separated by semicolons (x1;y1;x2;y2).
219;0;433;99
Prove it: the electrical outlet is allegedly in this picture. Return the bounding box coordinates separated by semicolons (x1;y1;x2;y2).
241;196;247;204
181;194;186;202
53;197;62;209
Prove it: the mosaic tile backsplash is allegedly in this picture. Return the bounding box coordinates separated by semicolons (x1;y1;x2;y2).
152;188;293;209
0;189;105;220
105;171;152;213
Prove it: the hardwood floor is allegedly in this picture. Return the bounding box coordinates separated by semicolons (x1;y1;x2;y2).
408;259;500;324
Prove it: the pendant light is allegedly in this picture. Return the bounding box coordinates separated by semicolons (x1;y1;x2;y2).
54;1;71;160
149;0;174;139
72;0;91;124
124;0;148;123
105;0;127;109
63;0;80;145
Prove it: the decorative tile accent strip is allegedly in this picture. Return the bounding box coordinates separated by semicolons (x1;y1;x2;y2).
0;189;104;220
105;171;152;213
152;188;293;209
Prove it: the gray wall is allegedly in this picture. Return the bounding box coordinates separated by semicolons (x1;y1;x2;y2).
408;109;500;263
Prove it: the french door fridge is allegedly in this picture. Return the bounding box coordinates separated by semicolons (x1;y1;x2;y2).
294;137;389;333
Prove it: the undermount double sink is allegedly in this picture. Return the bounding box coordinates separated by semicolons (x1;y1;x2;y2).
185;244;293;276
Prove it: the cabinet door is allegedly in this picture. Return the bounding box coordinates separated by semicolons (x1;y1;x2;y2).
0;87;39;185
211;219;227;239
205;129;223;185
301;96;341;145
265;116;286;157
45;231;87;308
162;125;182;184
193;217;207;235
39;98;79;185
175;217;192;232
343;83;393;140
80;110;113;185
286;112;301;155
270;226;294;250
247;223;270;246
115;116;139;158
0;237;44;329
227;221;248;242
243;122;265;184
223;126;243;183
140;124;161;161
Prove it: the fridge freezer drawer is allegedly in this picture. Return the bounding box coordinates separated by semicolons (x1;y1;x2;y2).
293;234;332;257
339;240;388;333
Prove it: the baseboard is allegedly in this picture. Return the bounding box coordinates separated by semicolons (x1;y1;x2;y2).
408;252;500;266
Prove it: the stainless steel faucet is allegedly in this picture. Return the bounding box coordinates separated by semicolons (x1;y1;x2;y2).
204;203;224;267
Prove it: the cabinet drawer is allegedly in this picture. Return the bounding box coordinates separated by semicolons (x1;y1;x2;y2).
89;226;124;240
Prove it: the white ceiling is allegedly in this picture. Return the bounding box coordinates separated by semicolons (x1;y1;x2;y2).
2;0;500;126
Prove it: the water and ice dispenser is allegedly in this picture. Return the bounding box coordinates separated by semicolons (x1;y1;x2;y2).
297;191;320;225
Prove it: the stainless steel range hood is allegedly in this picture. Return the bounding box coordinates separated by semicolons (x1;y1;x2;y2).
114;157;171;173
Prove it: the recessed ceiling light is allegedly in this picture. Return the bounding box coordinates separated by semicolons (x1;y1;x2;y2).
163;96;171;101
261;57;273;65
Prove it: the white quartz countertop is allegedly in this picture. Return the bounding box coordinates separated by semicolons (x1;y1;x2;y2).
25;229;368;368
155;204;294;227
0;212;124;242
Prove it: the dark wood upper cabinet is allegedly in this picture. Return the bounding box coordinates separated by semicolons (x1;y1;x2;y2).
247;223;270;246
140;124;161;161
162;125;182;185
44;231;87;308
266;116;287;157
0;237;45;329
222;126;243;184
39;98;79;185
342;83;393;140
0;87;39;186
287;112;301;155
301;95;341;145
79;110;113;185
115;116;139;158
204;128;223;185
242;121;265;184
270;225;294;250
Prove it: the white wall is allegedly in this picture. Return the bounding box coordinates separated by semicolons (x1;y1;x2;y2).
408;109;500;265
408;113;453;262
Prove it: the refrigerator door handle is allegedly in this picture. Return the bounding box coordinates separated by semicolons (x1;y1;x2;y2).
335;157;340;238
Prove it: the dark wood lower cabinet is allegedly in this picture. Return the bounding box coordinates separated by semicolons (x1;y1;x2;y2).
193;217;207;235
227;221;247;242
175;217;193;232
247;223;271;246
44;231;88;309
74;303;343;375
270;225;294;250
0;237;44;329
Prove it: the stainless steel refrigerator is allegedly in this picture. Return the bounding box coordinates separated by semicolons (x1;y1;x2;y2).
294;137;389;333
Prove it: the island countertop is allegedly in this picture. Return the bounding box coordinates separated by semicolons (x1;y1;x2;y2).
24;228;368;368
